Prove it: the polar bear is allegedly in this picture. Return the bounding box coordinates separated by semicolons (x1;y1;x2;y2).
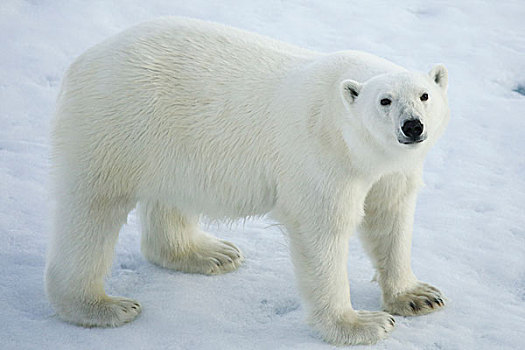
46;17;449;345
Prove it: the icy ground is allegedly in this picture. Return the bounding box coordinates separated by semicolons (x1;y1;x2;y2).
1;1;524;349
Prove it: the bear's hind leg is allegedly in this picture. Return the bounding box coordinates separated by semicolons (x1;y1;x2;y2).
45;194;141;327
139;201;243;274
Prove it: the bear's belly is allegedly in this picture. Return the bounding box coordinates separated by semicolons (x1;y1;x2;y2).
138;161;278;219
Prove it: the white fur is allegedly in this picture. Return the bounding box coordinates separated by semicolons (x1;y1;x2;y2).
46;17;450;345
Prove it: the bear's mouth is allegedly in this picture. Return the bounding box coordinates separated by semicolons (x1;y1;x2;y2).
398;134;427;145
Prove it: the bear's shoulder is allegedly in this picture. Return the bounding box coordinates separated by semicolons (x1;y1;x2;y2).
332;50;406;82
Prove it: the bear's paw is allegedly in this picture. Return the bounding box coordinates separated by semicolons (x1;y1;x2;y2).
60;296;142;328
315;310;395;345
146;235;244;275
384;282;445;316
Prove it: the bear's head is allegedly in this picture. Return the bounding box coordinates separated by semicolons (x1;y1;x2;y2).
339;65;449;161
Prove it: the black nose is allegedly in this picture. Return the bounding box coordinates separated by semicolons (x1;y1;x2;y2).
402;119;424;139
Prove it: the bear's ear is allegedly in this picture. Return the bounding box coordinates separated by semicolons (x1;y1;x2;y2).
429;64;448;91
340;79;362;106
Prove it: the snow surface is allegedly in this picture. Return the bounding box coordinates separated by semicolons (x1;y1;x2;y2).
1;1;525;349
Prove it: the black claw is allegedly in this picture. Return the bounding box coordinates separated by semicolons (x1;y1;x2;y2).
425;299;434;308
389;317;395;326
409;301;417;311
437;298;444;306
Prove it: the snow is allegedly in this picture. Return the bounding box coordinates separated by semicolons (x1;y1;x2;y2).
1;0;524;349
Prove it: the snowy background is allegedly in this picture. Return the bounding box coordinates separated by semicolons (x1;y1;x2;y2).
1;0;524;349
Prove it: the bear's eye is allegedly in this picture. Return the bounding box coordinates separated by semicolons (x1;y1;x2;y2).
420;93;429;101
380;98;391;106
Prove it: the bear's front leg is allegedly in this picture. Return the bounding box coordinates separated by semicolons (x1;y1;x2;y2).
359;171;446;316
283;207;395;345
